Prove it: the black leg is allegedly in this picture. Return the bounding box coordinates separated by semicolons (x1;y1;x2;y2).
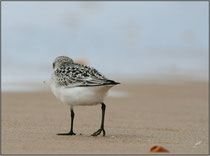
92;103;106;136
57;107;76;135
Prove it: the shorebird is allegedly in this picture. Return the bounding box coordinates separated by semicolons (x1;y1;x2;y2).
50;56;120;136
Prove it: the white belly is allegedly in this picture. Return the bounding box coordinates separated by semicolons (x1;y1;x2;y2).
50;81;113;106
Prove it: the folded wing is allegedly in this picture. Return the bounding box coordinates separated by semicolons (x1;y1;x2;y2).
54;63;120;88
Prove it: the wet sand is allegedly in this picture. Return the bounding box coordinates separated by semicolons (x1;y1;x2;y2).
2;81;209;154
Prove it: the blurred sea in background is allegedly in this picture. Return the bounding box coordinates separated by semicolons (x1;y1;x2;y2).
2;2;208;91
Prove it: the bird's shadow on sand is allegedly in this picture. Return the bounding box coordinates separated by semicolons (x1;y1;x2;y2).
54;132;152;142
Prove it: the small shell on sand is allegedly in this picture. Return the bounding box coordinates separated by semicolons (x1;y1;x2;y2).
111;136;116;139
150;145;169;152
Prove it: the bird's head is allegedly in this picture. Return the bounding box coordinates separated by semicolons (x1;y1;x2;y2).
53;56;74;70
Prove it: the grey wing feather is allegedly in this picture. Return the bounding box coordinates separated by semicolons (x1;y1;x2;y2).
54;63;119;87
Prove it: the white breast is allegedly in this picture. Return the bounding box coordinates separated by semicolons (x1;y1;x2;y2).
50;79;113;106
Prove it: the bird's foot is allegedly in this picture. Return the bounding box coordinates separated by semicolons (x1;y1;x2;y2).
91;128;106;136
57;131;76;136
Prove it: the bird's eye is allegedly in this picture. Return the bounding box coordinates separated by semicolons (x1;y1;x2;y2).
53;63;55;68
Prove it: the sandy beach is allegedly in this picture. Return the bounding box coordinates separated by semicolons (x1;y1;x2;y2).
2;81;209;154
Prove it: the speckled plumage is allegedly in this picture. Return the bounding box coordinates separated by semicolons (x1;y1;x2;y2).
52;56;119;87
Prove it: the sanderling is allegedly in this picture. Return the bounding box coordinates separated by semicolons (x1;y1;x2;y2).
50;56;120;136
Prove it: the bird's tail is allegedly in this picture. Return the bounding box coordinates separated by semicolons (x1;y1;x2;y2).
103;80;120;85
